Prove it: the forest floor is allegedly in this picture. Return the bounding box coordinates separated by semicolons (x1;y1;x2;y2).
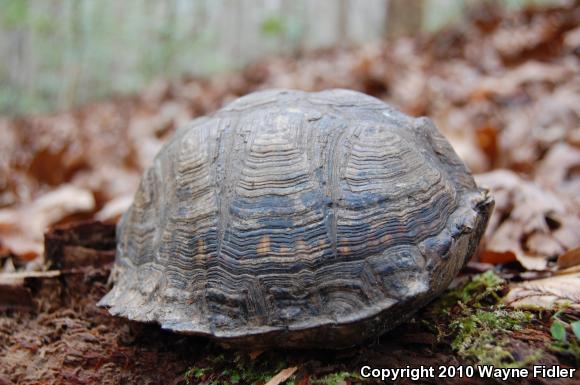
1;2;580;384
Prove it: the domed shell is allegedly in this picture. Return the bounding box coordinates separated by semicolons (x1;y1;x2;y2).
99;89;493;349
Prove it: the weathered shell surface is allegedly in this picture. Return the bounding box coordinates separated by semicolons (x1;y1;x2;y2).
99;89;493;348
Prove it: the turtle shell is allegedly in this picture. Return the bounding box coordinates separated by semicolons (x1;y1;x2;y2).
99;89;493;349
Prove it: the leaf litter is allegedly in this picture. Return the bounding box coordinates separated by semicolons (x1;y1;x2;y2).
1;2;580;384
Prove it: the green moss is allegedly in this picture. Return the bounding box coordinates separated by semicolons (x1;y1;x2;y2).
452;270;505;306
450;308;539;367
428;271;542;367
184;351;286;385
184;366;211;383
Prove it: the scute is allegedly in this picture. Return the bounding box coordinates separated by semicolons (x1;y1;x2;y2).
99;89;493;349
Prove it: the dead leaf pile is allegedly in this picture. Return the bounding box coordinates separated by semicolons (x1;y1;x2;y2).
0;185;95;265
504;273;580;311
0;1;579;284
476;169;580;270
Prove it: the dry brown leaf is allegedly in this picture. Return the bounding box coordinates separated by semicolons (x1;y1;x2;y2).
0;185;95;259
472;61;571;98
95;194;133;223
553;218;580;252
557;247;580;270
0;2;578;275
479;250;517;265
0;270;61;286
535;143;580;201
265;367;298;385
556;265;580;276
504;273;580;311
476;170;578;270
447;135;489;174
479;220;525;266
248;350;264;360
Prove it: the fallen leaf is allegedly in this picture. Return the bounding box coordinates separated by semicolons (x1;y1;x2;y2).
472;61;571;100
504;273;580;311
556;265;580;276
248;350;264;360
265;367;298;385
0;270;61;286
0;1;579;278
535;143;580;199
479;250;517;265
557;247;580;270
476;170;578;270
94;194;133;223
0;185;95;260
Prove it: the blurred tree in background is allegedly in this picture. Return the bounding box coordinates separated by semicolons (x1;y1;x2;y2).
0;0;566;115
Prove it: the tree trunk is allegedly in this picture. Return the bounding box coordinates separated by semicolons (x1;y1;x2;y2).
386;0;424;38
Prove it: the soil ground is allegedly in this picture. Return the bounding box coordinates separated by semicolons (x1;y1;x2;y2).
0;223;578;385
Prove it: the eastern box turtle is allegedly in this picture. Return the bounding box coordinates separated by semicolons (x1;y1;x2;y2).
99;89;493;349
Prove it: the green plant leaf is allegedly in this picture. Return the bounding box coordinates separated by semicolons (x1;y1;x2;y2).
551;321;567;342
571;321;580;340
